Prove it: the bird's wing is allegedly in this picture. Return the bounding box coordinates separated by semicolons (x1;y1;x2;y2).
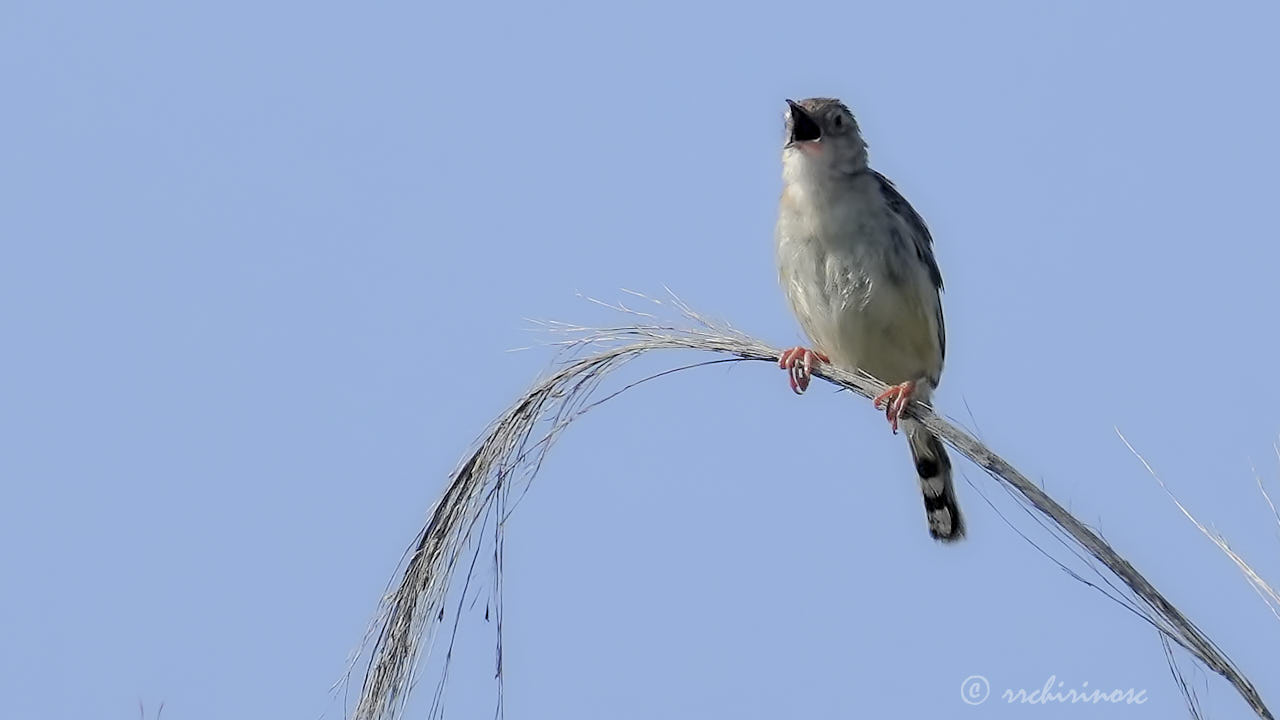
873;170;946;366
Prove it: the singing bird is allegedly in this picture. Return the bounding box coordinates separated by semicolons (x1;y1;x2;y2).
774;97;963;542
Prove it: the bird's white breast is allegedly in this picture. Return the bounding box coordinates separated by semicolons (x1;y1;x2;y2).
776;168;940;385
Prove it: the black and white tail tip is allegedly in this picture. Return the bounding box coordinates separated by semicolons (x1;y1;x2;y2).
906;424;965;542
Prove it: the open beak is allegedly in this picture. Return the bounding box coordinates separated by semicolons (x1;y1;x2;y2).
787;99;822;144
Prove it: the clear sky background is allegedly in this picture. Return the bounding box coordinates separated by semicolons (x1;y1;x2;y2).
3;1;1279;718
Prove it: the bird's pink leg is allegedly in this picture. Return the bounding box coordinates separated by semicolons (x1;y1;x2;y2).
872;380;916;434
778;346;830;395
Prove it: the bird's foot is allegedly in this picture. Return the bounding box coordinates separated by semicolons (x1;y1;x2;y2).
778;346;830;395
873;380;917;434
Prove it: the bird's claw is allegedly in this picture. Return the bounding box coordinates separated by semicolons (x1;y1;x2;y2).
872;381;916;434
778;346;829;395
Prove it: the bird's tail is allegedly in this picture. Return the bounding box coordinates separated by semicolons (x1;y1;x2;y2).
903;418;964;542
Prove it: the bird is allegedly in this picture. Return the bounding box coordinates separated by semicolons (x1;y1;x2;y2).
774;97;963;542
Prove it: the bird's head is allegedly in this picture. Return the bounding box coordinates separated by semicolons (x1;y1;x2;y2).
782;97;868;180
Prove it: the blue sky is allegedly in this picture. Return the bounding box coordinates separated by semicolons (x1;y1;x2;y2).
3;1;1279;718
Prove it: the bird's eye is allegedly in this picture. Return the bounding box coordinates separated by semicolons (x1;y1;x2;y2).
832;115;845;130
